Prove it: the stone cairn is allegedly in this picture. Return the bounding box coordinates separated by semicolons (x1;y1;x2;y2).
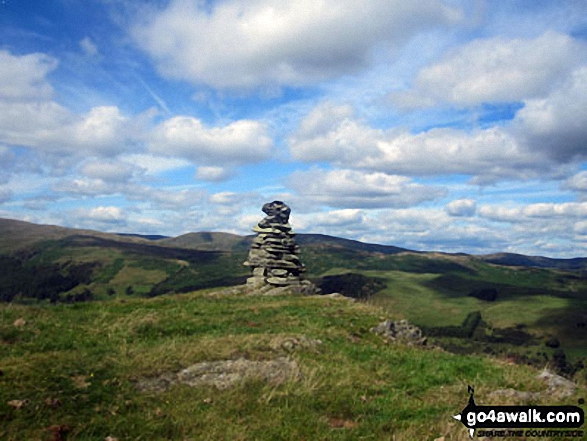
244;201;317;293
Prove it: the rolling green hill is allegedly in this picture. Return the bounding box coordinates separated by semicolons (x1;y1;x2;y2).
1;217;586;375
1;217;586;439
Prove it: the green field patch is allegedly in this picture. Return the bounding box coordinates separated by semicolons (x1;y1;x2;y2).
0;290;557;440
94;257;124;283
366;271;480;327
482;295;571;329
110;266;167;290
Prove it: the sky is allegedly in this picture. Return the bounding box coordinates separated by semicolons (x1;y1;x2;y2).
1;0;587;257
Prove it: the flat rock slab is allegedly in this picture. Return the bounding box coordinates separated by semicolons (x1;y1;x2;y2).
136;357;300;392
489;369;578;402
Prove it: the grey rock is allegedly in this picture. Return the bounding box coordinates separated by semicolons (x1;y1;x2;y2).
371;319;427;346
136;357;300;392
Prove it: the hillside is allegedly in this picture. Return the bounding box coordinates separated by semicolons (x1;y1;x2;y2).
159;231;252;251
480;252;587;272
1;217;586;374
1;287;583;440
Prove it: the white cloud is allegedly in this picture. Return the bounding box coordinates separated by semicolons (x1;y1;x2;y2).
52;178;115;196
0;103;138;155
118;154;190;175
129;187;207;210
575;221;587;235
445;199;476;217
209;191;243;206
294;209;366;230
479;202;587;223
287;102;380;163
80;159;136;183
0;50;145;158
79;37;99;57
514;67;587;161
0;50;58;101
79;206;126;224
288;102;551;182
132;0;462;89
149;116;273;165
287;168;446;208
391;31;587;108
195;166;232;182
565;171;587;192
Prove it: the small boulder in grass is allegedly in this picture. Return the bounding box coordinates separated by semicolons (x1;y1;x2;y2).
8;399;29;409
371;319;427;346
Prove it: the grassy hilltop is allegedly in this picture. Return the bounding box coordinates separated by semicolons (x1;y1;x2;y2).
2;288;582;440
1;217;586;439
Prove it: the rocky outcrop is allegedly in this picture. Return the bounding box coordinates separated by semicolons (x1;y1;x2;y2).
136;357;300;392
489;368;578;402
371;319;427;346
244;201;318;294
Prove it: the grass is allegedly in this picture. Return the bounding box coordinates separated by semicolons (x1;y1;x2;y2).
367;271;480;327
0;288;581;440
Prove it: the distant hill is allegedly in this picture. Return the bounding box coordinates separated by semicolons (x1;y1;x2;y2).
159;231;253;251
0;218;154;252
480;252;587;271
296;233;411;255
1;217;585;270
158;232;411;255
117;233;169;241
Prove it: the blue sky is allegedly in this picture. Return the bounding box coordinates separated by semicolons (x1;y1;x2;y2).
1;0;587;257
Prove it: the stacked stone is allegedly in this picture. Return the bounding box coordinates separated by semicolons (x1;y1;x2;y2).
244;201;307;287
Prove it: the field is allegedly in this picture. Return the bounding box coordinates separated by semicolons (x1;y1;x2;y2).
0;288;574;440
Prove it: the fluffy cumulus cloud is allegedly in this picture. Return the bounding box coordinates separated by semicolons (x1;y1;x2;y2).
132;0;462;89
80;159;137;183
445;199;476;217
149;116;273;165
293;209;366;231
0;50;58;101
565;171;587;193
77;206;127;225
288;102;551;183
52;178;116;197
195;166;232;182
479;202;587;223
287;168;445;208
392;31;587;108
0;105;139;155
514;67;587;161
0;49;155;162
118;154;190;175
289;206;508;254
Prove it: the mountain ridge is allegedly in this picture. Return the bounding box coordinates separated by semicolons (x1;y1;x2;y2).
1;217;585;270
